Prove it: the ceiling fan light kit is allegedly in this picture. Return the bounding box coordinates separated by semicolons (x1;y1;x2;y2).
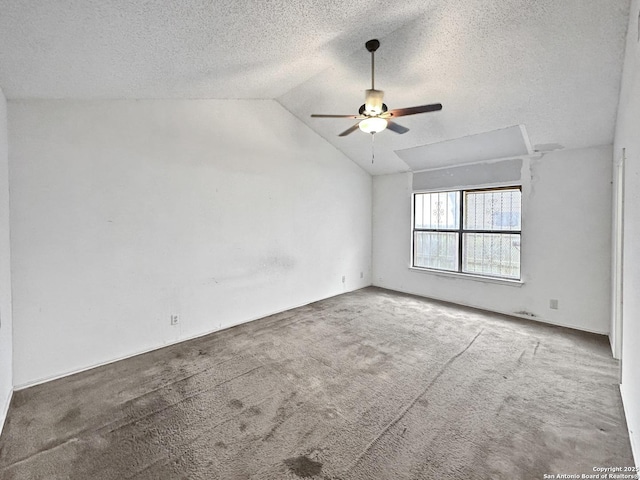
359;116;388;134
310;39;443;138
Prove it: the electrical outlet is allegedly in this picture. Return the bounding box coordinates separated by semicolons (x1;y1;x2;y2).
549;299;558;310
170;314;179;325
360;271;364;279
342;275;346;283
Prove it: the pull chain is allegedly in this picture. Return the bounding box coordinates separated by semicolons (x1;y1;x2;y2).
371;132;375;164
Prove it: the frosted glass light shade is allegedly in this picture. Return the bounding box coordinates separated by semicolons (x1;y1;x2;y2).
358;117;388;134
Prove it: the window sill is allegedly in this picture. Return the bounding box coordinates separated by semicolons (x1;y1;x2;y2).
408;266;524;287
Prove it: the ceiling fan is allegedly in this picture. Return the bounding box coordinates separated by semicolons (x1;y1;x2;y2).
311;39;442;136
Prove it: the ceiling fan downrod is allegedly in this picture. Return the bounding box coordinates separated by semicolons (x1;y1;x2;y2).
365;39;380;90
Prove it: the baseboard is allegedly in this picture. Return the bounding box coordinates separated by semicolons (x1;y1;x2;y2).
620;383;639;468
0;386;12;438
15;284;371;391
373;284;609;336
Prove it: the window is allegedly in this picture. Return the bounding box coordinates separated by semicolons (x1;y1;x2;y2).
412;187;521;280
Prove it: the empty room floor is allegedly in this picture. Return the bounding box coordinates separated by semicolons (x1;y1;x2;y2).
0;287;634;479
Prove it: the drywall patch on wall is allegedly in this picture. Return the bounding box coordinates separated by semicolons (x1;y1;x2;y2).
0;86;12;434
9;99;372;387
372;144;613;335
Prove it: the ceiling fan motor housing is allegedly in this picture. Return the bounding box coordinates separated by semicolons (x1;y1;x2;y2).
364;89;384;115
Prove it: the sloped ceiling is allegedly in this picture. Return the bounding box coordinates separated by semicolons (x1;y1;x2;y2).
0;0;630;175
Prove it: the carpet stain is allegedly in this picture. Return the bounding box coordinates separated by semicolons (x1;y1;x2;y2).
228;399;243;409
247;406;261;416
58;407;81;425
284;455;323;478
10;392;27;409
263;407;286;441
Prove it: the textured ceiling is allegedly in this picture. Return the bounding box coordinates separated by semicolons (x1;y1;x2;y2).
0;0;631;175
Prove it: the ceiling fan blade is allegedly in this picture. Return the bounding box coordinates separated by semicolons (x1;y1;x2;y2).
311;114;359;118
389;103;443;117
338;123;361;137
386;121;410;134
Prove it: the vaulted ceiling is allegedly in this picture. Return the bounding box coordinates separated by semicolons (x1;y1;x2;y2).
0;0;630;174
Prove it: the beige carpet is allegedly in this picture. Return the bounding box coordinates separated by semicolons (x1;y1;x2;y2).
0;287;634;479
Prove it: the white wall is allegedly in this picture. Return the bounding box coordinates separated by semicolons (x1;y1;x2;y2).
373;145;613;334
0;86;12;431
9;99;372;387
614;0;640;465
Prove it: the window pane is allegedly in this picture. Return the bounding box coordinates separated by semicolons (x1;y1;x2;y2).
464;189;521;231
462;233;521;279
414;191;460;229
413;232;459;271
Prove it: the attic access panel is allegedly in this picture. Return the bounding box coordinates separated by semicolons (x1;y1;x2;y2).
396;125;533;171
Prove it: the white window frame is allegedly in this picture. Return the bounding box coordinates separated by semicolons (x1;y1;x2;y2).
410;185;522;281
